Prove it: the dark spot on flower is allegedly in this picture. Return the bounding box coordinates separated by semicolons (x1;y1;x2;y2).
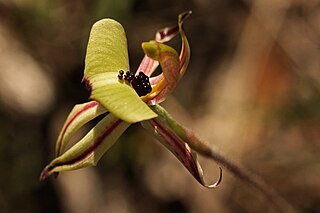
82;77;92;95
131;72;152;97
118;70;124;80
117;71;152;97
124;71;134;82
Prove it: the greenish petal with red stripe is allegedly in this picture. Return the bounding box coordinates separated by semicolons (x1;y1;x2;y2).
55;101;107;157
140;11;192;105
141;117;222;188
40;113;130;181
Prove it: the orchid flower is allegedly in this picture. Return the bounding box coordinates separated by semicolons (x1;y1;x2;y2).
38;13;297;212
40;11;222;188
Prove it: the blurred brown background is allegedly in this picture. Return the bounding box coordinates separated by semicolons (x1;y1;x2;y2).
0;0;319;212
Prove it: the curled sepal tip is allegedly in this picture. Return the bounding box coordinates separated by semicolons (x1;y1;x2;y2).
155;10;192;43
134;11;191;78
208;167;223;188
142;118;222;188
40;113;130;181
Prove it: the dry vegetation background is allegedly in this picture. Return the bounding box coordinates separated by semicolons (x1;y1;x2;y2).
0;0;320;212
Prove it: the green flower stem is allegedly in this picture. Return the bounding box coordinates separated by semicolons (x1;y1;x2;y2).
153;104;296;213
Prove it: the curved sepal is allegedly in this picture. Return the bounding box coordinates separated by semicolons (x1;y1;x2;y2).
177;11;191;77
55;101;108;157
134;11;192;77
40;113;130;181
84;19;129;78
155;10;192;44
141;11;191;105
89;72;157;123
142;118;222;188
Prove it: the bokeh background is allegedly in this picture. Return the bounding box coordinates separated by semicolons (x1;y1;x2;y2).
0;0;319;212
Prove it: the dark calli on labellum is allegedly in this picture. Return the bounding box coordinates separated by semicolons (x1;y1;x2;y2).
118;70;152;97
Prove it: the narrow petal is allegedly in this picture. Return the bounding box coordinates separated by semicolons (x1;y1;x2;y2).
153;11;192;99
40;114;130;181
154;10;191;43
142;11;192;105
89;72;157;123
142;118;222;188
84;19;129;78
135;55;159;76
177;11;191;77
55;101;107;157
134;11;190;77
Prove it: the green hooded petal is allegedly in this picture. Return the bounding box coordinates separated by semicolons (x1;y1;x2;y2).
83;18;157;123
84;19;129;78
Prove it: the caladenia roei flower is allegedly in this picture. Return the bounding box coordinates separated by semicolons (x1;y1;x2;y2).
38;12;299;212
40;11;223;187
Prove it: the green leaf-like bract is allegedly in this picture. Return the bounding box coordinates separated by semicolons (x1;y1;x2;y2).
84;19;157;123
